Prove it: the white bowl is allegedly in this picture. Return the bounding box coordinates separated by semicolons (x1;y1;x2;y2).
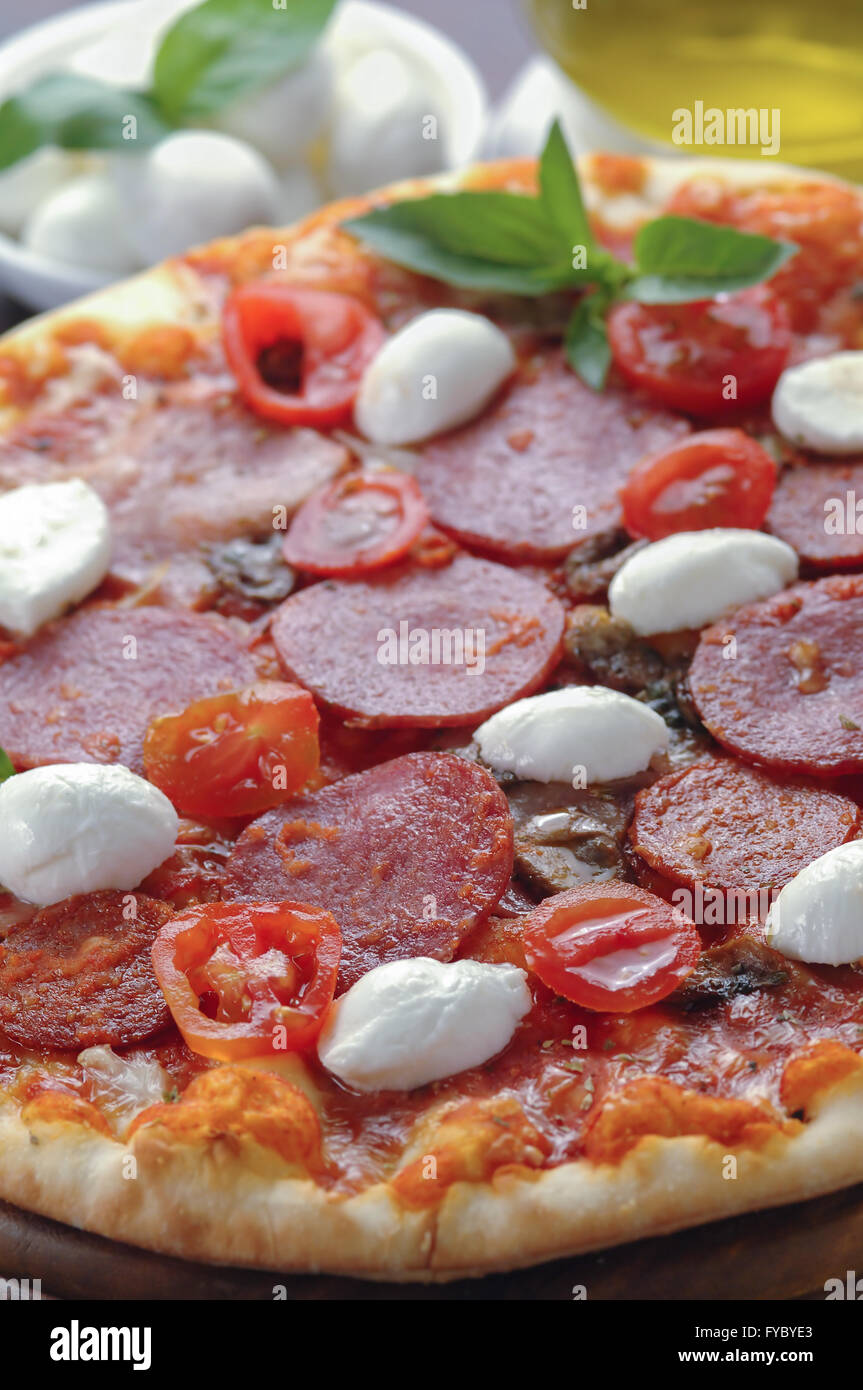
0;0;488;313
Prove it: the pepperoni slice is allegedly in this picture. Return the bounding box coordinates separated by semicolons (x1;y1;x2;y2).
0;892;173;1050
0;606;256;773
689;575;863;775
631;756;861;893
414;351;689;562
768;459;863;570
222;751;514;991
270;553;565;728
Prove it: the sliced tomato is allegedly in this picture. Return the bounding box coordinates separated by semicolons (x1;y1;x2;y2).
222;283;386;428
523;882;700;1013
143;682;319;819
620;428;778;540
152;901;341;1060
283;470;428;576
607;287;791;417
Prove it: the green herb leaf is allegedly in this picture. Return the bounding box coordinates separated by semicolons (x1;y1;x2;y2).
538;119;592;249
343;195;576;297
564;291;612;391
0;74;170;172
154;0;337;123
627;215;797;303
0;746;14;783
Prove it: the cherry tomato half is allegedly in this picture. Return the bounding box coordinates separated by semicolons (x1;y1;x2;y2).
222;283;386;428
523;882;700;1013
607;287;791;417
143;682;319;819
620;428;778;540
283;469;429;576
152;901;341;1061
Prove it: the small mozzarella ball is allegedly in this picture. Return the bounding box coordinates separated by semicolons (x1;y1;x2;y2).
78;1045;172;1128
112;132;282;263
21;172;141;273
609;529;799;636
277;165;323;223
214;49;333;169
0;479;112;638
772;352;863;455
0;148;76;238
327;48;445;198
766;841;863;965
318;957;531;1092
355;309;515;446
475;686;669;785
0;764;178;907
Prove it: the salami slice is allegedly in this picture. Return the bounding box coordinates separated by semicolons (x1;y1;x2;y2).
0;892;173;1050
689;575;863;774
270;553;565;728
768;459;863;570
415;351;689;562
631;756;861;893
0;605;255;773
222;751;514;991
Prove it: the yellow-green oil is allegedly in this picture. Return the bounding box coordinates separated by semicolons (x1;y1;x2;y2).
529;0;863;179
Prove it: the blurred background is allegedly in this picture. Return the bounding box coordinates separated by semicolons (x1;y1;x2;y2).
0;0;859;327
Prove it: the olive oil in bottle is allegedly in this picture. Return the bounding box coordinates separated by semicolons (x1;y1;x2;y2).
528;0;863;178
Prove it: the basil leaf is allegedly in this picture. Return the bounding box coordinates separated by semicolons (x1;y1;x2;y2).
343;197;576;296
539;119;593;251
0;74;170;172
154;0;337;123
0;746;14;783
565;292;612;391
628;215;797;303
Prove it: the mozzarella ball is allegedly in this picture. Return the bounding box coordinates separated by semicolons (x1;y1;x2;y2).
609;529;799;635
21;172;141;273
0;764;178;907
0;148;76;238
355;309;516;446
0;479;112;638
327;48;446;198
766;842;863;965
475;686;670;785
772;352;863;455
112;132;282;263
214;49;333;169
318;957;531;1092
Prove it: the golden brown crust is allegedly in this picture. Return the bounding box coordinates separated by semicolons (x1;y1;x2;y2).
1;153;862;1281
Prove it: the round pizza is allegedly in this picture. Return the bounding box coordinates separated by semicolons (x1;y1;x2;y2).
0;134;862;1283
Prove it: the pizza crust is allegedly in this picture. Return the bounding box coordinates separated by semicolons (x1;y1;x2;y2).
0;152;861;1281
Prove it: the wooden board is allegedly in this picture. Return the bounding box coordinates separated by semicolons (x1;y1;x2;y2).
1;1185;860;1300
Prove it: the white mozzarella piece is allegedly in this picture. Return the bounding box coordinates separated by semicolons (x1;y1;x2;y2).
608;529;798;635
327;48;445;198
111;132;282;263
78;1045;172;1130
317;957;531;1092
0;479;112;638
0;764;178;907
0;148;76;238
475;686;669;785
214;49;333;169
21;172;141;273
355;309;515;446
772;352;863;455
766;841;863;965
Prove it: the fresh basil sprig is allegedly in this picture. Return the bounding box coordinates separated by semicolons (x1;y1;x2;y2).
344;121;797;390
0;745;14;783
0;0;337;173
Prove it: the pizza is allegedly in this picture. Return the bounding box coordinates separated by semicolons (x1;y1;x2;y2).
0;142;862;1285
